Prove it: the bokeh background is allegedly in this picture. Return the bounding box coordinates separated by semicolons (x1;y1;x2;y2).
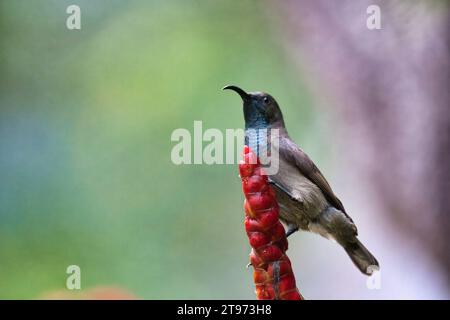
0;0;449;299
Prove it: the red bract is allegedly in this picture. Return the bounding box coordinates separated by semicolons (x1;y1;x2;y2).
239;145;303;300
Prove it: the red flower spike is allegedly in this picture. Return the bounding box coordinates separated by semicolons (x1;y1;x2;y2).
244;217;261;233
257;244;283;262
277;275;297;293
253;268;269;284
249;249;265;268
239;161;254;178
255;284;275;300
239;146;303;300
247;193;276;211
242;175;268;194
244;200;256;219
267;260;292;277
258;209;279;230
248;232;271;249
252;166;268;180
281;290;303;300
270;223;287;242
244;153;259;166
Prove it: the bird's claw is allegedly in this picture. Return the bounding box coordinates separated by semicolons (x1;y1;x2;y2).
286;225;298;238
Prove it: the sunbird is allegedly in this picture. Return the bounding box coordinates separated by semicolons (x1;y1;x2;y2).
224;85;379;275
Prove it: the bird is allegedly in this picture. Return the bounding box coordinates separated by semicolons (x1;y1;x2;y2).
223;85;379;275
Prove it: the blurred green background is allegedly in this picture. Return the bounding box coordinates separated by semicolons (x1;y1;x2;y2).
0;0;322;299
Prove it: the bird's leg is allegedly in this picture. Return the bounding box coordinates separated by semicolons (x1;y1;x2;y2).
286;224;299;238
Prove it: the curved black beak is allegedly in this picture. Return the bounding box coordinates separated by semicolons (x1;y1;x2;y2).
222;85;250;101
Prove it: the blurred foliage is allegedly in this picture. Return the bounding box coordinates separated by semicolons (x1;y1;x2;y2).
0;0;321;299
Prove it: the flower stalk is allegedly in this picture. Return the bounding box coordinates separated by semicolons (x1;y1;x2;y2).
239;145;303;300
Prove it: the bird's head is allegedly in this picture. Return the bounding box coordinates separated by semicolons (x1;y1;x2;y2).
223;85;285;129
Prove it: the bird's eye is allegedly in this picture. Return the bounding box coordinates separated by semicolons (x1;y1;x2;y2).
263;96;269;104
